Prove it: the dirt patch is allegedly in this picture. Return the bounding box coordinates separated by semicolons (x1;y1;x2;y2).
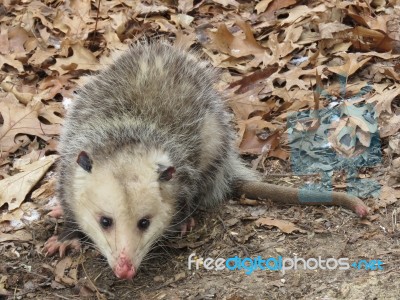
2;182;400;299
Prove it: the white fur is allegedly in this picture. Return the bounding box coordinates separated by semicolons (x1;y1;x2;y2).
70;148;177;271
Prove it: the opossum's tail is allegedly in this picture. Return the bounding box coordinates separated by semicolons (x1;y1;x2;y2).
227;152;369;218
234;180;369;218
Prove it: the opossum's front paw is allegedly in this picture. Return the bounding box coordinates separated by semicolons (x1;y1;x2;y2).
43;236;81;257
180;217;196;236
47;203;64;218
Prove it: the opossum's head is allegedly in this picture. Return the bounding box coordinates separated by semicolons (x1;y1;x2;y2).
70;148;178;280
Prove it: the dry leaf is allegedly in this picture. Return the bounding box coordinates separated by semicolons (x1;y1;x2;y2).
0;155;58;211
0;78;33;105
0;54;24;72
204;19;267;66
0;202;39;224
178;0;194;13
55;257;77;285
228;66;278;94
318;22;352;39
212;0;240;7
31;177;56;201
0;94;60;155
49;44;100;75
374;186;400;209
261;0;296;17
0;230;32;242
327;53;372;77
255;217;303;233
278;4;327;25
134;3;170;15
255;0;273;14
366;84;400;115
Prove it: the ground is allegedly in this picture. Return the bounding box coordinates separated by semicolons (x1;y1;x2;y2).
1;0;400;299
3;167;400;299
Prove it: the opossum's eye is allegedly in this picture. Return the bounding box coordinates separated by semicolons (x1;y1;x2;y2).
100;216;113;229
137;218;150;231
77;151;92;173
158;165;175;181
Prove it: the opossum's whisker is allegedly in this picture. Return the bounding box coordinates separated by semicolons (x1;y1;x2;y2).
148;242;172;258
168;201;200;231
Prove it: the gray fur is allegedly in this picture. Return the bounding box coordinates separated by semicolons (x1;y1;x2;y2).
58;42;257;239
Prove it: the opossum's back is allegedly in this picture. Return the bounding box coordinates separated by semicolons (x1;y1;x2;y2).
71;43;222;127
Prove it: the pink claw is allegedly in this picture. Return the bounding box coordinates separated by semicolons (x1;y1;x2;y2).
47;204;64;218
43;235;81;257
180;217;196;236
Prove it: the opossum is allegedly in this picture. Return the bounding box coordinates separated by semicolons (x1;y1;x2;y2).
44;42;369;280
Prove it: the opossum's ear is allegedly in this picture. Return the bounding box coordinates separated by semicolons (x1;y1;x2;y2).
158;165;175;181
77;151;93;173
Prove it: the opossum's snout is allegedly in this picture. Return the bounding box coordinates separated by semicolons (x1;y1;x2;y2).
114;251;136;279
98;216;137;279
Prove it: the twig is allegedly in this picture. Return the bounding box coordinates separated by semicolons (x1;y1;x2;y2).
54;293;74;300
93;0;101;38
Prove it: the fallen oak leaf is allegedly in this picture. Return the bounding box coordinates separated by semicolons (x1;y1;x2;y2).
228;88;273;121
0;155;58;211
178;0;194;13
380;67;400;81
0;54;24;72
0;79;33;105
38;102;64;125
31;177;56;201
0;202;39;231
237;116;279;155
134;2;170;15
49;43;100;75
277;4;327;25
7;26;30;53
0;24;10;54
53;10;87;37
327;52;371;77
259;0;296;17
0;230;32;242
265;29;302;63
0;94;60;154
28;48;57;67
212;0;240;8
318;22;352;39
54;256;77;286
351;26;394;52
380;115;400;138
204;18;267;66
373;186;400;209
38;74;77;100
255;217;305;233
366;84;400;115
228;66;278;94
255;0;273;14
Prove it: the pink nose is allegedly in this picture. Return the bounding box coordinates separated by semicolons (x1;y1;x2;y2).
114;253;136;280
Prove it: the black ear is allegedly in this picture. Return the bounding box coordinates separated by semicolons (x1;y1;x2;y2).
77;151;92;173
158;165;175;181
